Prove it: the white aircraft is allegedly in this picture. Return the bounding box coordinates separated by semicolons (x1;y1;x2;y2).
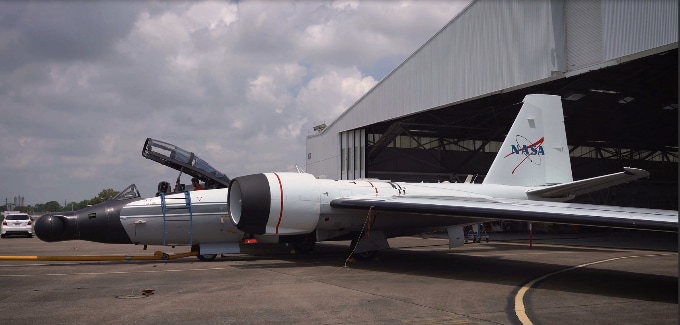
227;94;678;259
34;95;677;261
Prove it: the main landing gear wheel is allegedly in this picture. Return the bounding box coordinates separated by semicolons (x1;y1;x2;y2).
197;254;217;262
350;236;378;261
352;250;378;261
191;244;217;262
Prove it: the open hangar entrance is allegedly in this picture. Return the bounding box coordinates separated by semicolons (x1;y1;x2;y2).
364;48;677;210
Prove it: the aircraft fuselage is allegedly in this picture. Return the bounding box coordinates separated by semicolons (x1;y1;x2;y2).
119;189;241;246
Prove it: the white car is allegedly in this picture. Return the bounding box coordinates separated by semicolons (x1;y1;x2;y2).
1;214;33;238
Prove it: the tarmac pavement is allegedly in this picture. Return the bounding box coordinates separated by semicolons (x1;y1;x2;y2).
0;230;676;324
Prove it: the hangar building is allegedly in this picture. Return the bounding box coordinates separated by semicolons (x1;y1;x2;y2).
306;0;678;210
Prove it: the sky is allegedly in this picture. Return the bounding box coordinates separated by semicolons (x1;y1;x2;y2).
0;0;470;206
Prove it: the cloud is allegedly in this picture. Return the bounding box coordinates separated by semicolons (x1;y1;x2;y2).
0;2;141;69
297;66;377;122
0;0;466;205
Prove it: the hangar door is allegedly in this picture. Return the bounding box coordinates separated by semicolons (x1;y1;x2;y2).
340;129;366;180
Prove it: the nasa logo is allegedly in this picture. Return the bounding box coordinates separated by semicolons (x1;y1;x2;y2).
510;144;545;155
503;136;545;174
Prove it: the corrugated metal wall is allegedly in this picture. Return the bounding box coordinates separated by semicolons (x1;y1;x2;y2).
306;0;678;179
565;1;603;71
602;0;678;60
565;0;679;72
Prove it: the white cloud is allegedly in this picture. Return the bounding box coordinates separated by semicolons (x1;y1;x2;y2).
185;1;239;31
331;0;359;11
297;66;377;122
247;63;307;113
0;0;465;205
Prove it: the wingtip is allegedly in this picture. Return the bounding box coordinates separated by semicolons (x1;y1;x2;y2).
623;167;650;178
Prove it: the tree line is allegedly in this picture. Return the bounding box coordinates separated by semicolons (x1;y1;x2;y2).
1;188;119;215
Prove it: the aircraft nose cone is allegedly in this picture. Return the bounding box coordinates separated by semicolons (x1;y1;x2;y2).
34;201;134;244
34;212;78;242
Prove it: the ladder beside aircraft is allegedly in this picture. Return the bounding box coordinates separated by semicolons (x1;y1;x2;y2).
160;191;194;246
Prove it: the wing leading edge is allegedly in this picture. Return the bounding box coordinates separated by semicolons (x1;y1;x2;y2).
330;196;678;232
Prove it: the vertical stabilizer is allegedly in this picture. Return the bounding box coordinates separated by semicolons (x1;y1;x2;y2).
483;94;572;186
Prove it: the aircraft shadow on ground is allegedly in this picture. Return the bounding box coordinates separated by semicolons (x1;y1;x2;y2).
225;242;678;304
16;240;676;304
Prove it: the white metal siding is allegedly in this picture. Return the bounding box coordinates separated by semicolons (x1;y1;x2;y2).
565;0;603;71
564;0;678;70
602;0;678;60
306;133;338;179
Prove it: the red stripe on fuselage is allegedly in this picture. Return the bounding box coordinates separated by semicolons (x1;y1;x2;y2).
368;181;378;195
274;173;284;234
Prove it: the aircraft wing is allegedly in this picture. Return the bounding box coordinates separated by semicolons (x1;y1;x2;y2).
330;195;677;232
527;167;650;199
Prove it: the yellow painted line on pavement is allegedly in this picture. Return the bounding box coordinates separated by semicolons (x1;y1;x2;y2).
514;253;675;325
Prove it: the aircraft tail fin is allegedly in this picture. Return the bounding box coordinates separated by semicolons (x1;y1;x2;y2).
483;94;573;187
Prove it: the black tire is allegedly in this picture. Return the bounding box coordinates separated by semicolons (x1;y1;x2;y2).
349;235;378;261
352;250;378;261
197;254;217;262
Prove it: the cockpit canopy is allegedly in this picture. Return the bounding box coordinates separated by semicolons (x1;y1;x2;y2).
111;184;142;201
142;138;231;189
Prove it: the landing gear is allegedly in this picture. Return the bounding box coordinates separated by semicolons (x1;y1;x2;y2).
292;233;316;254
191;244;217;262
349;236;378;261
293;241;316;254
352;249;378;261
282;232;317;254
197;254;217;262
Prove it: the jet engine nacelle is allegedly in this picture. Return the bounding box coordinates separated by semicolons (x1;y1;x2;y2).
229;173;321;235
